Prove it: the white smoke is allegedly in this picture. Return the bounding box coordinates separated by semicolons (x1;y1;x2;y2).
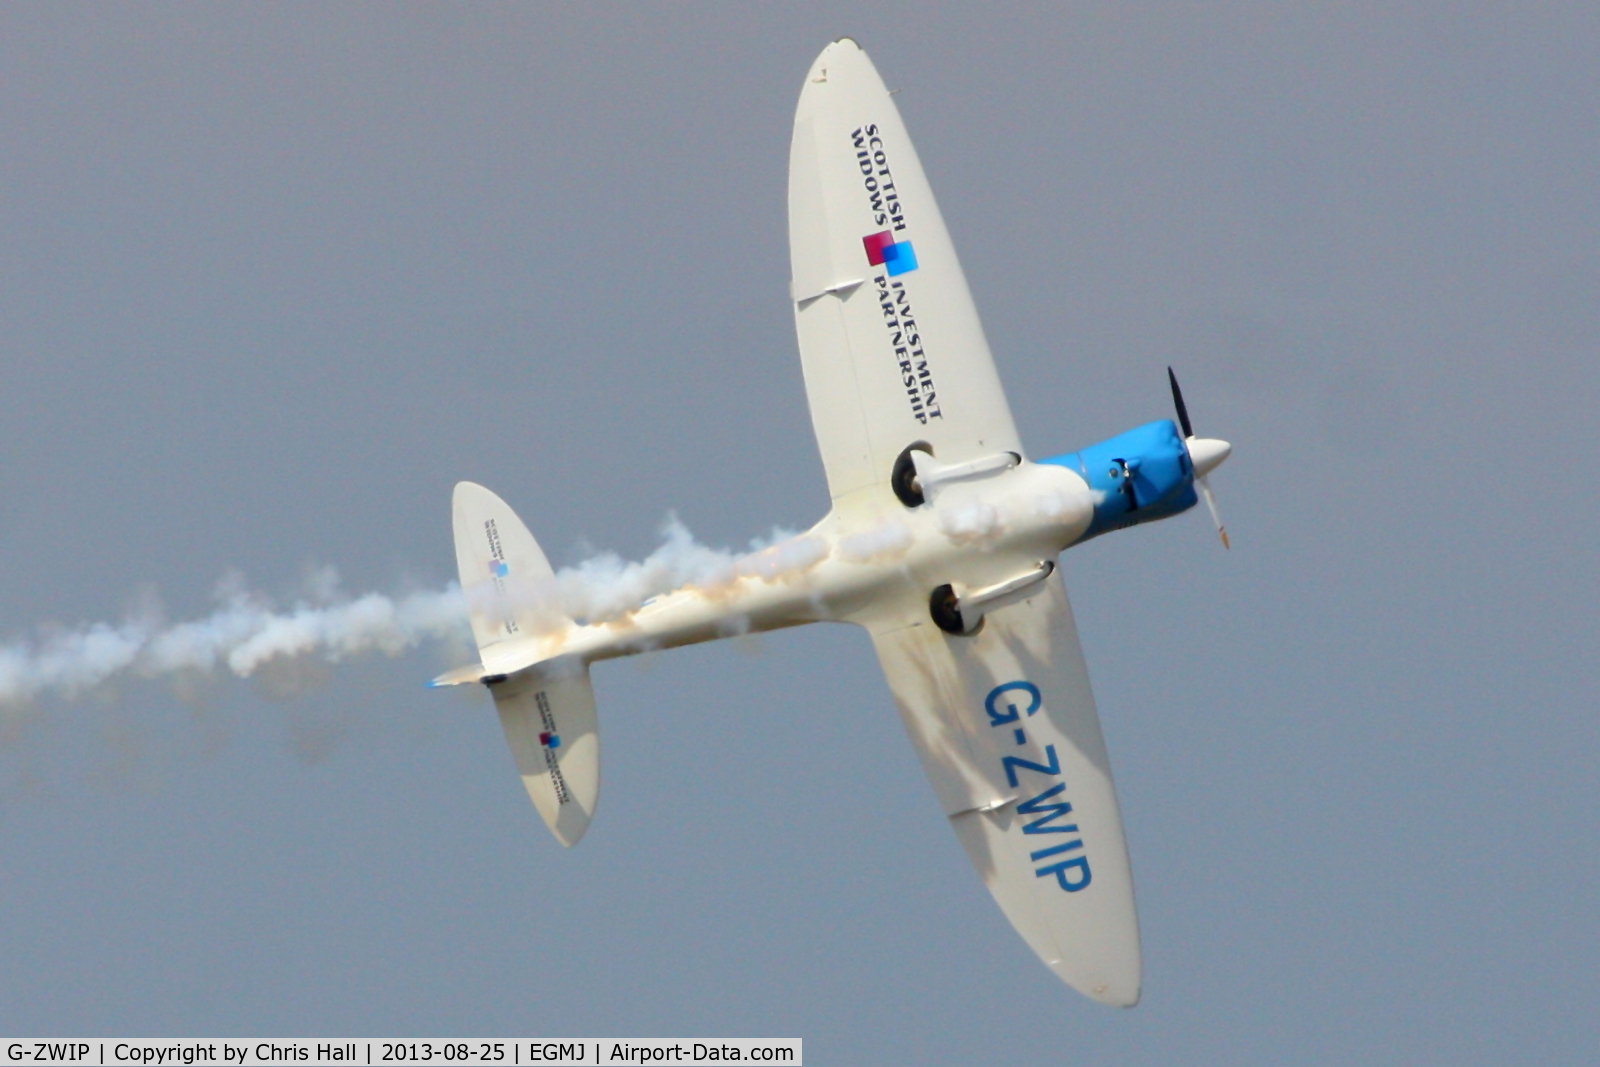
0;516;802;710
935;498;1004;547
0;574;470;709
555;516;738;623
836;520;913;564
553;515;816;622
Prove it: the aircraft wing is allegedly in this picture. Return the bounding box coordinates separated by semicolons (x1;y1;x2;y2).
789;40;1023;508
867;572;1141;1006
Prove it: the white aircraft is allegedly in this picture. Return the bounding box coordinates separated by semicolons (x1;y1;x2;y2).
433;39;1230;1007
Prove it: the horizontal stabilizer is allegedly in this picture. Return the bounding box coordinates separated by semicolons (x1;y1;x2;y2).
449;482;600;845
491;659;600;847
452;481;564;665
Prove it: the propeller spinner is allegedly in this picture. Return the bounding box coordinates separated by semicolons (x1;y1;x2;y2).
1167;367;1232;549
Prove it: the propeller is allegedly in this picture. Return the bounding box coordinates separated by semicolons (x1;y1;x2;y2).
1167;367;1232;549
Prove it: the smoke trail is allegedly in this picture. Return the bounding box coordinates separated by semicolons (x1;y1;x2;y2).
554;516;814;623
0;515;784;709
0;576;470;709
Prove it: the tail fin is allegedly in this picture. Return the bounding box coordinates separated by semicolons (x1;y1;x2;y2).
446;481;600;846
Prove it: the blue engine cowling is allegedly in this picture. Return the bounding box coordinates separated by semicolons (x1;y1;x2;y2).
1040;419;1198;544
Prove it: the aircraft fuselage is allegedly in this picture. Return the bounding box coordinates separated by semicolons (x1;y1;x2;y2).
477;419;1200;676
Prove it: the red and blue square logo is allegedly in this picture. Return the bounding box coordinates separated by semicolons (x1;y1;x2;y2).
863;231;918;276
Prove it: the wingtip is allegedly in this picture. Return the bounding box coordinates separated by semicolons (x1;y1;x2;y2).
1080;978;1141;1009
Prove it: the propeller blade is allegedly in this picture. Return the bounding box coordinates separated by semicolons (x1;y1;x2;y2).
1168;367;1229;548
1167;366;1194;440
1197;474;1230;550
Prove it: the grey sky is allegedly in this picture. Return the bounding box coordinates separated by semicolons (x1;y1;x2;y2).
1;4;1596;1061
